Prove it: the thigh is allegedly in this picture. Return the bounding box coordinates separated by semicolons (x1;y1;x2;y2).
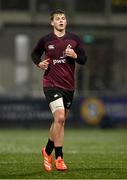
49;97;65;114
43;87;65;113
43;87;74;112
43;87;63;104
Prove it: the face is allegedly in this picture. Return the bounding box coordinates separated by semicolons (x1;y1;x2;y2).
51;13;67;31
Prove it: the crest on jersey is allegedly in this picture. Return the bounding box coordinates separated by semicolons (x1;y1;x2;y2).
48;44;55;50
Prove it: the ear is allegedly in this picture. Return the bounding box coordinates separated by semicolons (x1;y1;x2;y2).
51;21;54;26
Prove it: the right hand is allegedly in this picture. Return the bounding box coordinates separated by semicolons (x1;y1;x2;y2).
38;58;50;70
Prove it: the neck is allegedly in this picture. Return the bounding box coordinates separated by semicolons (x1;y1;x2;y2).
54;29;65;37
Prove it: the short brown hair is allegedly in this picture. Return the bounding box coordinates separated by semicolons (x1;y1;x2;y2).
50;9;65;21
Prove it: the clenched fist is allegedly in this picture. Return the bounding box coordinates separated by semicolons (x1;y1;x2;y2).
38;59;50;70
65;48;77;59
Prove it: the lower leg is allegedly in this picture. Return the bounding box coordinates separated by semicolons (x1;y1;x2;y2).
52;109;65;159
45;122;54;155
45;119;64;158
45;109;69;158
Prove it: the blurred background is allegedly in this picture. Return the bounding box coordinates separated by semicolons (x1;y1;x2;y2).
0;0;127;128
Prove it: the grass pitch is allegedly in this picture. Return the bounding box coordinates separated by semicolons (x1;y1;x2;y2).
0;128;127;179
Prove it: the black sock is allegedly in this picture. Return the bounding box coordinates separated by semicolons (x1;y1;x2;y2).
45;139;54;155
55;146;63;159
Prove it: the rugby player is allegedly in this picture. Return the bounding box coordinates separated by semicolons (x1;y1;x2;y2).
31;9;87;171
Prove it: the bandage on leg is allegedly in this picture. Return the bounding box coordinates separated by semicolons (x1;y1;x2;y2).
49;98;64;113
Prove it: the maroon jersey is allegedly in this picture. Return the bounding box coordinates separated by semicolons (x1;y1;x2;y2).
31;32;87;91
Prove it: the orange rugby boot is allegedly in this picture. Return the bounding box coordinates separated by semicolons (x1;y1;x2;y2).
55;156;68;171
42;147;52;172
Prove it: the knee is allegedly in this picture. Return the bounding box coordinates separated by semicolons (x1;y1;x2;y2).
55;114;65;126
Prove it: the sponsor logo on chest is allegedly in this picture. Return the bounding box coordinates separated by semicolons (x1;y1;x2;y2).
53;59;66;65
48;43;73;65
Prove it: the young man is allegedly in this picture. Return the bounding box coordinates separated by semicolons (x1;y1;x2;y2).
31;10;87;171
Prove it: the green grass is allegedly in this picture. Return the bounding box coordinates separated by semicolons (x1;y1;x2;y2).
0;128;127;179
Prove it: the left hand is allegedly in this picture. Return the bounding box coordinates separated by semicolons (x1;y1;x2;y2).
65;48;77;59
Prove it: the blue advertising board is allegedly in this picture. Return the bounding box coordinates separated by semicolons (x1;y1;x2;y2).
73;96;127;127
0;96;127;128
